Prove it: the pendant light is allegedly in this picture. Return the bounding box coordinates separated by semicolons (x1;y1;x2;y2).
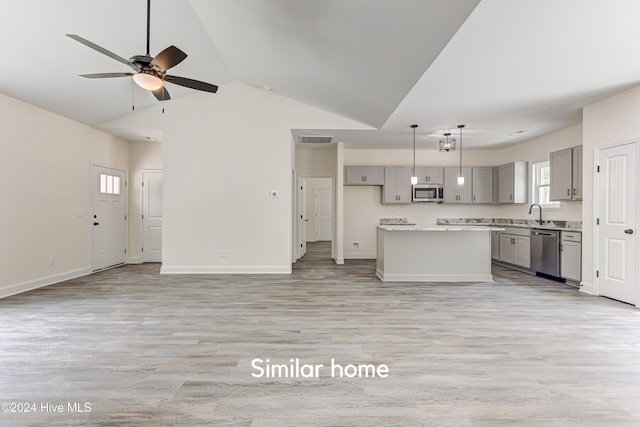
411;125;418;185
457;124;465;185
439;132;455;152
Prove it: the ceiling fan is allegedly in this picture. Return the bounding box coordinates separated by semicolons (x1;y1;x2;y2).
66;0;218;101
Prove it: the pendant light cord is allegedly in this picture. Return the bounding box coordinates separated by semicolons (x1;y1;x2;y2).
458;124;465;177
411;124;418;178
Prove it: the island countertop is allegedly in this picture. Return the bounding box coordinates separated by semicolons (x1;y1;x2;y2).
377;225;505;232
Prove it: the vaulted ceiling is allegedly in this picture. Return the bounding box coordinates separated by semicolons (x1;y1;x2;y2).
2;0;640;149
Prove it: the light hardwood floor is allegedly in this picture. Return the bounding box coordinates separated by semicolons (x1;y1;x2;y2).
1;242;639;426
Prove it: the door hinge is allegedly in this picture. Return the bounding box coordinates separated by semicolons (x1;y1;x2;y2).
142;247;144;252
125;215;127;220
142;181;144;186
300;244;303;248
597;165;600;172
596;270;599;278
596;218;599;225
124;249;127;255
142;214;144;220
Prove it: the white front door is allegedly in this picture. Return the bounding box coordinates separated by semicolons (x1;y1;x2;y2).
315;188;333;241
597;142;637;305
142;171;163;262
92;165;127;271
298;177;307;258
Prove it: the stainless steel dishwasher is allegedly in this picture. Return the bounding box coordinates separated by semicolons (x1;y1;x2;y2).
530;228;561;277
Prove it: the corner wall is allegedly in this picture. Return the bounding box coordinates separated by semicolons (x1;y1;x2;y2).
0;92;129;297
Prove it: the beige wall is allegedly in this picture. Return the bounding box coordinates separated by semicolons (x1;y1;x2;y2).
0;92;129;297
101;81;368;273
128;140;163;263
582;84;640;294
343;124;583;258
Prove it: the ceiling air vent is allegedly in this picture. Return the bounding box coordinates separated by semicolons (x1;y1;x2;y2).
300;135;333;144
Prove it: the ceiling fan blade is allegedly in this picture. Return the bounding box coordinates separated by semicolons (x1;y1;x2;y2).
152;87;171;101
150;46;187;72
79;73;134;79
164;75;218;93
66;34;139;71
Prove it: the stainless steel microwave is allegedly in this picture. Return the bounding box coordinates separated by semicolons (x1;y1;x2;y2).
412;184;444;202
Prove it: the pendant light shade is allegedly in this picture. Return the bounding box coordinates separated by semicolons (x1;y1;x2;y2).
411;125;418;185
457;124;465;185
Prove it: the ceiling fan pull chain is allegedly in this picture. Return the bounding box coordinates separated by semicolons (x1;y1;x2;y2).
131;80;135;111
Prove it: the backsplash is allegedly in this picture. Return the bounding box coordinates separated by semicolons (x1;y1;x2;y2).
437;217;582;230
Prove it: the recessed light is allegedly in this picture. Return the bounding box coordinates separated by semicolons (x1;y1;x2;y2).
508;130;526;136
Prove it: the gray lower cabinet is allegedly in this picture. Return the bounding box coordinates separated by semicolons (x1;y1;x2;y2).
382;167;412;203
561;231;581;282
472;167;493;204
491;230;500;260
498;227;531;268
345;166;384;185
444;167;472;203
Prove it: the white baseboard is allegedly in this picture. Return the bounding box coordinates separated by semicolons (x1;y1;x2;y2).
344;252;376;259
579;281;594;295
335;257;345;265
376;269;493;283
0;267;92;300
127;257;143;265
160;265;292;275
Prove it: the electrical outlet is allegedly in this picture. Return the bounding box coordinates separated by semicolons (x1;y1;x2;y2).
49;257;56;265
219;249;229;257
270;191;279;198
352;242;360;249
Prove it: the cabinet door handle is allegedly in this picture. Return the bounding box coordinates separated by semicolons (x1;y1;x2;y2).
510;194;513;200
473;195;476;201
573;188;577;196
561;244;564;252
567;189;570;196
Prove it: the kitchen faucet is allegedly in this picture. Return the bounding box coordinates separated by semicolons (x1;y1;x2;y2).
528;203;543;225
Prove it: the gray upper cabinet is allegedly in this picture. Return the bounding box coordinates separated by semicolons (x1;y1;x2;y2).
382;167;412;204
344;166;384;185
550;146;582;201
414;166;444;184
471;167;493;204
444;167;472;203
572;146;583;200
498;161;528;203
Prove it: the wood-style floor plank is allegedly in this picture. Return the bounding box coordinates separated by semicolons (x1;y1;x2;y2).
1;242;639;426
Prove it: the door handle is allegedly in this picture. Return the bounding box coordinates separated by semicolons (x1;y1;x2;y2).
624;229;634;234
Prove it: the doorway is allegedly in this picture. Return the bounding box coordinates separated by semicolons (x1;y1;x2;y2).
298;176;334;260
596;141;638;306
92;165;127;271
141;170;163;262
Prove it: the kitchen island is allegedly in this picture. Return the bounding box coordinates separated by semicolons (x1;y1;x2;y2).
376;225;503;282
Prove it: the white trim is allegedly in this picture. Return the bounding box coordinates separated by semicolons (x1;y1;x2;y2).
0;267;92;300
344;252;376;259
579;281;594;295
335;257;345;265
160;265;292;275
376;270;494;283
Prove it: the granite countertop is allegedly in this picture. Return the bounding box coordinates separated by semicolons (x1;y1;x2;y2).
378;225;505;232
498;224;581;232
437;218;582;232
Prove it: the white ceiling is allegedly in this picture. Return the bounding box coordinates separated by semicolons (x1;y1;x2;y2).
3;0;640;150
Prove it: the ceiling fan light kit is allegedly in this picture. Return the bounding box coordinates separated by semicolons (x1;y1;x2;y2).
132;72;164;91
66;0;217;103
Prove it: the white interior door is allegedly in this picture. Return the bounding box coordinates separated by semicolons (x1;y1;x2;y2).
298;177;306;258
142;171;163;262
315;188;333;241
597;142;637;305
92;165;127;271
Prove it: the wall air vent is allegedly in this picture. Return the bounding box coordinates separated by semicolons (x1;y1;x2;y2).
299;136;333;144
